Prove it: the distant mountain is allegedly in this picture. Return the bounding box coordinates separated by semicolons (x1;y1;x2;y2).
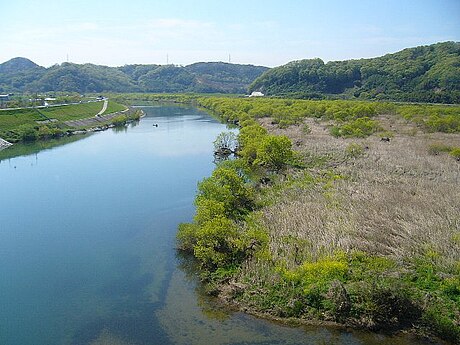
0;57;46;93
249;42;460;103
185;62;268;93
0;57;41;73
0;59;268;94
28;62;139;93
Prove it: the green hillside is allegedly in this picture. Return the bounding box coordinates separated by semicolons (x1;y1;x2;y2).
249;42;460;103
0;59;268;94
0;100;127;142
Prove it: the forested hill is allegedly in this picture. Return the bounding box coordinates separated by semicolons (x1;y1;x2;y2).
0;58;268;94
249;42;460;103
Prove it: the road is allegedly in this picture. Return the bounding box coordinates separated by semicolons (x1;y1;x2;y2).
0;99;105;112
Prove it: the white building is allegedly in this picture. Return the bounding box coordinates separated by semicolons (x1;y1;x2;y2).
249;91;264;97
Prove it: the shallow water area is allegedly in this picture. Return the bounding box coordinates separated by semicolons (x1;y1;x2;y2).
0;104;443;345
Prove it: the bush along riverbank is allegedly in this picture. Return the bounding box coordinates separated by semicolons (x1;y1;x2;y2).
177;97;460;344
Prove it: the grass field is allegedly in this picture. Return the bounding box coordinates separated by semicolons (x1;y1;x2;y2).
0;100;127;142
0;108;44;130
38;101;106;121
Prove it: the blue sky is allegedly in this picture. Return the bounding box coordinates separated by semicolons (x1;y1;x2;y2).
1;0;459;67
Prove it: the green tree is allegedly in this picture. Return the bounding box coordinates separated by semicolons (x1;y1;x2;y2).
194;198;226;225
18;124;37;141
237;124;267;164
197;166;254;220
255;135;293;170
193;217;240;268
111;115;128;127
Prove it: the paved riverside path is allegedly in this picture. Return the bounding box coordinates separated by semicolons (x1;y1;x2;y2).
96;99;108;116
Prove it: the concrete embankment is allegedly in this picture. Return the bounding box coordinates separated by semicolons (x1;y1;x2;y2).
0;137;13;150
64;108;129;128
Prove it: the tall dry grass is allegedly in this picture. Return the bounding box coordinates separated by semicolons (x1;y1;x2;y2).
252;116;460;273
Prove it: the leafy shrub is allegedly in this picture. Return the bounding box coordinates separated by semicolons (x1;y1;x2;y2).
449;148;460;160
129;110;142;121
37;125;63;139
398;105;460;133
254;135;293;171
428;143;452;155
302;123;311;134
111;115;128;127
330;117;381;138
280;254;349;291
177;223;199;251
197;166;254;220
18;124;37;141
427;143;460;160
422;303;460;343
352;280;422;330
193;217;241;269
177;164;266;272
345;143;364;158
425;115;460;133
194;198;226;225
237;124;267;164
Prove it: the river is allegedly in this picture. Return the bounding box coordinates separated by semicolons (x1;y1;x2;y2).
0;104;440;345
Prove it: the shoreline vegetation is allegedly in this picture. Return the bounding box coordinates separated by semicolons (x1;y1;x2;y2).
0;99;143;146
1;93;458;342
171;96;460;344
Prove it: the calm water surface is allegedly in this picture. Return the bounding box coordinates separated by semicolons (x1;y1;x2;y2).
0;105;441;345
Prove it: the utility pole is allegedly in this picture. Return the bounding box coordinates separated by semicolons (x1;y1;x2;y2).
166;53;169;65
228;54;231;63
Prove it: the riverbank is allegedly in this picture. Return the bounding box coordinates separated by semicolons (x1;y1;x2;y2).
0;100;141;145
177;97;460;344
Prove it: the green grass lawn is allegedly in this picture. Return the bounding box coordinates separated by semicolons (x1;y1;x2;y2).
39;100;126;121
104;101;127;114
0;100;126;127
0;108;44;130
39;101;105;121
0;100;127;142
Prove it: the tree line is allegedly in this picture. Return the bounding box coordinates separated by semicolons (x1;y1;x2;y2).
250;42;460;103
0;58;268;94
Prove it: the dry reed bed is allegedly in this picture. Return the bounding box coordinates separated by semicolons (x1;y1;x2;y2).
255;116;460;273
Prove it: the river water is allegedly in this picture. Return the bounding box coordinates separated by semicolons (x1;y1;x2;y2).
0;104;441;345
